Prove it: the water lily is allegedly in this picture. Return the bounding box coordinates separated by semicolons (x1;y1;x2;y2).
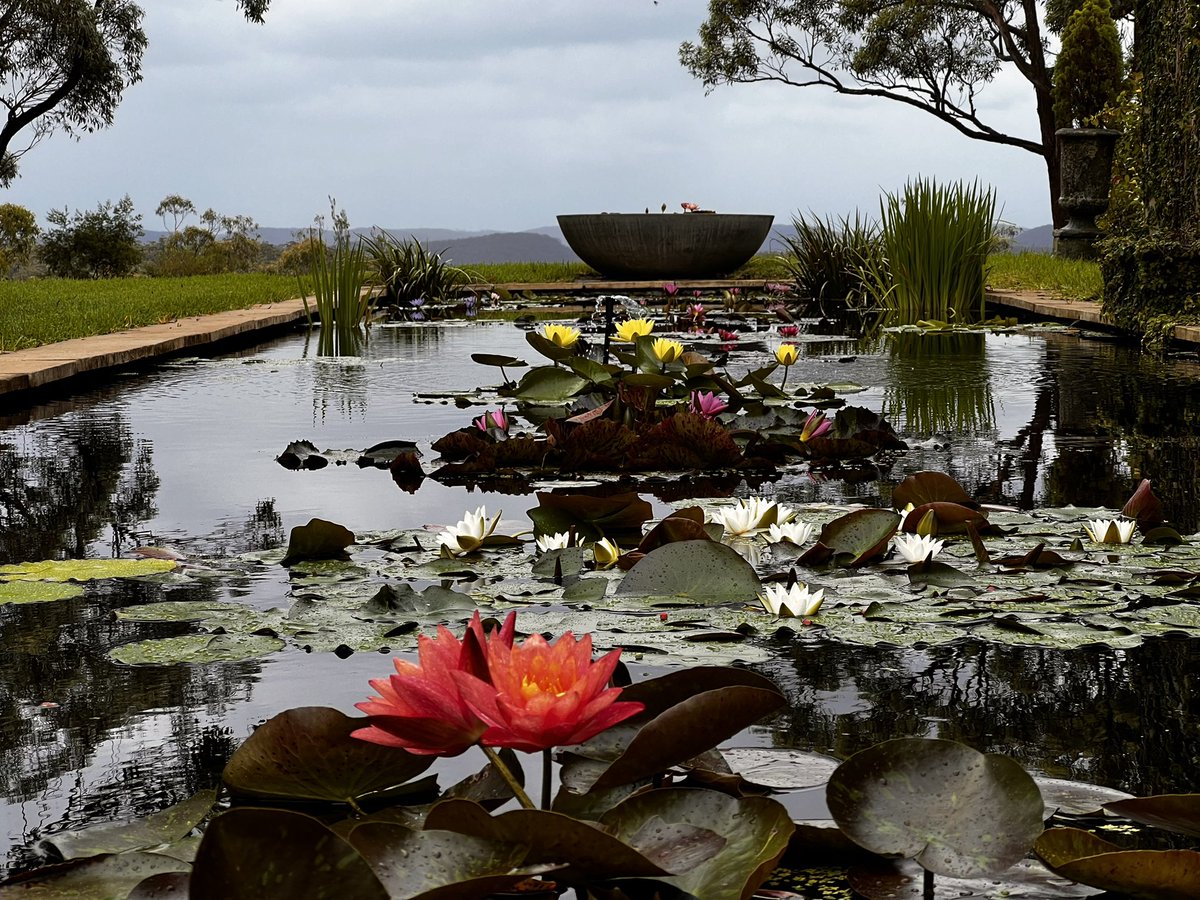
593;537;621;569
778;325;800;338
535;532;572;553
717;329;740;341
456;630;645;753
687;302;705;320
713;497;785;536
758;582;825;617
893;532;945;563
663;282;679;296
766;282;791;294
775;344;799;367
352;611;517;756
614;317;654;342
1084;517;1136;544
541;323;580;349
473;408;509;434
681;202;700;212
439;506;502;556
690;390;729;419
799;409;831;442
765;521;815;546
652;337;685;364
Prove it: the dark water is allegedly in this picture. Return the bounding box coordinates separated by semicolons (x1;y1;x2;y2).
3;319;1200;875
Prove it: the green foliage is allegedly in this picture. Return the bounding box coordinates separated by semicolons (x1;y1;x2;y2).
39;195;144;278
155;194;196;232
0;273;297;351
1052;0;1124;128
298;204;376;350
468;261;593;283
857;179;996;323
778;211;880;302
272;234;331;276
0;203;39;274
361;230;475;308
144;221;269;277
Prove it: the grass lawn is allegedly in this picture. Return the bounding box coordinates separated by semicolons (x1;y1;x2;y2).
0;252;1103;352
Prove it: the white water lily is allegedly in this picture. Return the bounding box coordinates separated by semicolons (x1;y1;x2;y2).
439;506;501;556
893;533;945;563
758;582;825;617
1084;517;1136;544
713;497;790;536
764;521;815;546
535;532;572;553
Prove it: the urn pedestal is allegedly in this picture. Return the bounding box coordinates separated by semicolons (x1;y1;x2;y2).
1053;127;1121;260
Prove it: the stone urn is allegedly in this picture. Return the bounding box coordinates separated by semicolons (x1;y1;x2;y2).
1053;127;1121;260
557;213;774;279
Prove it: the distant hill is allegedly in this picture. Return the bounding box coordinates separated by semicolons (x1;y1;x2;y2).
1010;224;1053;253
436;232;579;264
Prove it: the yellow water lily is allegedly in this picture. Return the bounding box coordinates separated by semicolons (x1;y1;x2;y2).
614;318;654;342
593;537;621;569
439;506;502;556
758;582;825;617
651;337;685;363
1083;518;1136;544
541;324;580;349
775;343;799;366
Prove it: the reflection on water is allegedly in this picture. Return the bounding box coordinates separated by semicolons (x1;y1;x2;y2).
5;321;1200;874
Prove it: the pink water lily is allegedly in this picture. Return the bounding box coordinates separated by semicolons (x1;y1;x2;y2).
778;325;800;338
681;202;700;212
690;390;729;419
474;409;509;433
800;410;831;442
663;282;679;296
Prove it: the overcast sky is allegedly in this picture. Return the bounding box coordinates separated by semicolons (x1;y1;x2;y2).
4;0;1054;234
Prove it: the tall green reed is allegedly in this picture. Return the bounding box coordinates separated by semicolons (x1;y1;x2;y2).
298;202;376;355
858;179;997;323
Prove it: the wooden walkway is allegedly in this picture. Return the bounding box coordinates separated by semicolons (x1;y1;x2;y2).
0;287;1187;399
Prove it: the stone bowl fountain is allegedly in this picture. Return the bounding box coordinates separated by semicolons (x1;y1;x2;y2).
557;213;774;279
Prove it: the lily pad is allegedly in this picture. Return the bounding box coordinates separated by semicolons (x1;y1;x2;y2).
190;808;388;900
280;518;356;567
1104;794;1200;838
601;788;794;900
0;580;85;605
0;558;177;582
0;852;190;899
109;633;285;665
847;857;1096;899
222;707;436;805
41;792;216;861
511;367;588;402
616;540;761;604
1035;827;1200;900
827;737;1044;878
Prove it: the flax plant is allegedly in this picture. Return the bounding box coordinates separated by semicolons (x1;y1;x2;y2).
857;179;997;324
299;203;376;354
362;231;475;308
779;211;880;304
884;331;996;436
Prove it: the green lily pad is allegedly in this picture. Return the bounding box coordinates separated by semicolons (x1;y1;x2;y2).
801;509;900;567
617;540;761;604
847;857;1096;899
827;737;1044;878
511;366;588;401
0;851;190;899
601;788;794;900
222;707;436;805
42;792;216;861
1035;827;1200;900
0;580;85;605
0;558;177;582
280;518;355;567
347;823;557;898
190;808;388;900
109;632;285;665
1104;794;1200;838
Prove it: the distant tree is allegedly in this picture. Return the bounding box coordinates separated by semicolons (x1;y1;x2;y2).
40;195;143;278
144;206;266;276
0;2;270;187
0;202;38;273
155;194;196;233
679;1;1133;229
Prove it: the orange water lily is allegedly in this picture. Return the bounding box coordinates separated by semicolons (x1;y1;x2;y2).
352;611;516;755
457;630;644;753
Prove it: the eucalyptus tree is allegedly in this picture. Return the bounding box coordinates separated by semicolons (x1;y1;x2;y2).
0;0;270;187
680;1;1132;228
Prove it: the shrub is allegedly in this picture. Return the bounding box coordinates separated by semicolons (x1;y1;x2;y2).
40;196;143;278
361;230;474;309
1053;0;1123;128
778;212;880;303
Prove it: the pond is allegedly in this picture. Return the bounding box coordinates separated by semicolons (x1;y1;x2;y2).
3;312;1200;878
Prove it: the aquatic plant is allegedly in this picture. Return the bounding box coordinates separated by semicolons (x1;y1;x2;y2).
778;210;881;304
361;229;475;311
758;581;825;617
298;204;377;354
857;178;997;323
